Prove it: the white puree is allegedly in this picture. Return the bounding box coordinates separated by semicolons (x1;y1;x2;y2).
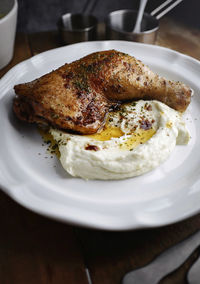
50;100;189;180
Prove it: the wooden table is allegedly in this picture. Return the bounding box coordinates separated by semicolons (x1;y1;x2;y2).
0;18;200;284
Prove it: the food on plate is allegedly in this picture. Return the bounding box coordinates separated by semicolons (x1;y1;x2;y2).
13;50;191;180
51;100;189;180
13;50;191;135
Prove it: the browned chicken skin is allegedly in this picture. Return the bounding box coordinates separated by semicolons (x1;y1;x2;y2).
13;50;191;134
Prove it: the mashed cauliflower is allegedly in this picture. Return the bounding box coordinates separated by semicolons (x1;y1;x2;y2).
50;100;189;180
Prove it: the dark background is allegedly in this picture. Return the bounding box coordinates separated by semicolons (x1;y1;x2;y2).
17;0;200;33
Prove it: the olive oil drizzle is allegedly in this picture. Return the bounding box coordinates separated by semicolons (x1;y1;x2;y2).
38;128;60;158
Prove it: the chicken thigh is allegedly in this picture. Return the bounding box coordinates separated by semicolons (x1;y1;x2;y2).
13;50;191;134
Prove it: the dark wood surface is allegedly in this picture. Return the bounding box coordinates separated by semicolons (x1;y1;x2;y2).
1;18;200;284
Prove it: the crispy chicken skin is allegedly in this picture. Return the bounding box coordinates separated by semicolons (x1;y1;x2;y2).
13;50;191;134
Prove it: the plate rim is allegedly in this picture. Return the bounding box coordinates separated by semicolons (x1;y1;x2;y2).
1;39;200;92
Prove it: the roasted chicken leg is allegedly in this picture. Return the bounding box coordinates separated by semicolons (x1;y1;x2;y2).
13;50;191;134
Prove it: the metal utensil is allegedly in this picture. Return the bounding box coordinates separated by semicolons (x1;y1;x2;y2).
106;10;159;44
122;230;200;284
58;13;98;45
106;0;184;44
151;0;183;20
133;0;148;33
187;251;200;284
58;0;98;45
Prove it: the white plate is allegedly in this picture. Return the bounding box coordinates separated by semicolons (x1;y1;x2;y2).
0;40;200;231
